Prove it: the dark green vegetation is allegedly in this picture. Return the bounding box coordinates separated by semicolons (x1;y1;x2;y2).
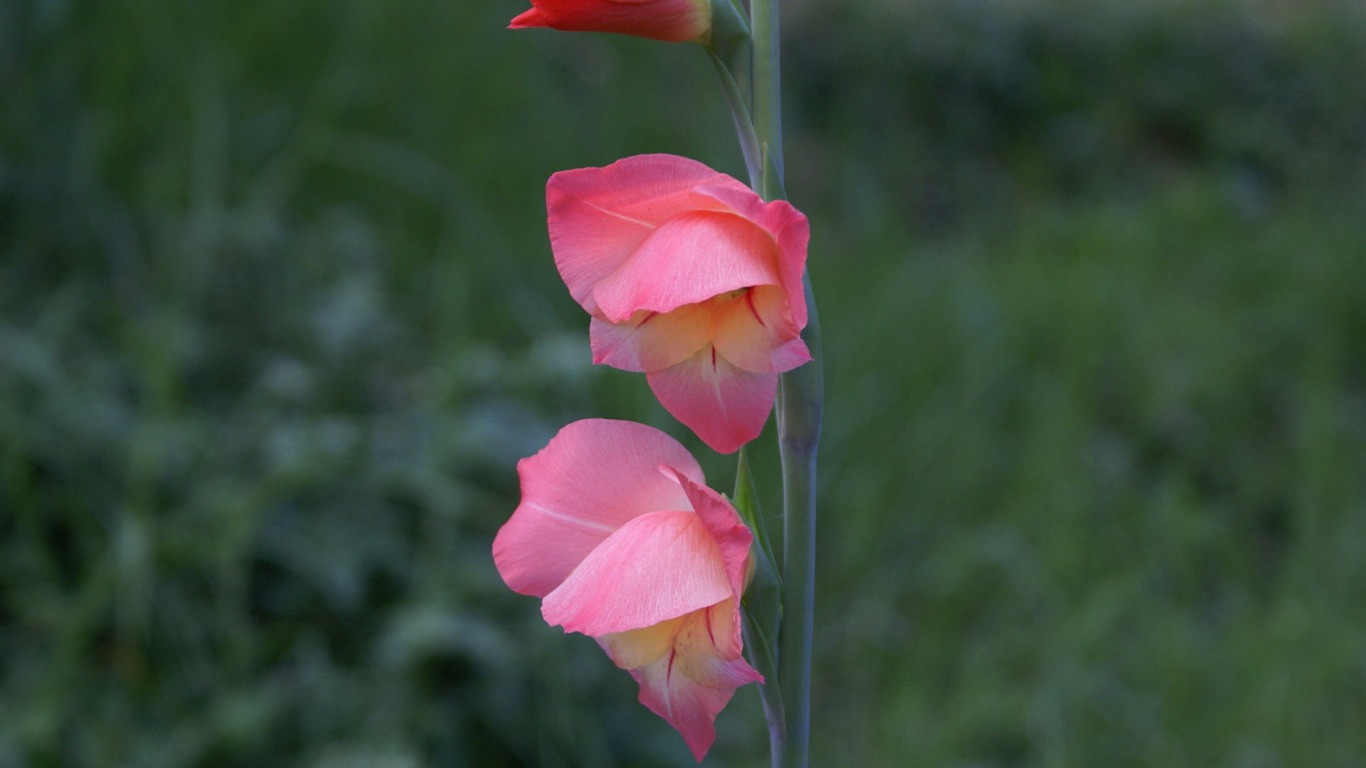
2;0;1363;765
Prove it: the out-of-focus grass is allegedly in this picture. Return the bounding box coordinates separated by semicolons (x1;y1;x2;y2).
816;180;1366;767
2;0;1364;766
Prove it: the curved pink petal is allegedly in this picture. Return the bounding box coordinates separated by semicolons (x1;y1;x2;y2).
670;470;753;604
492;420;703;598
710;285;811;374
618;602;763;761
648;349;778;454
547;155;741;313
692;184;810;330
593;210;781;323
589;304;712;373
541;510;731;636
593;286;810;377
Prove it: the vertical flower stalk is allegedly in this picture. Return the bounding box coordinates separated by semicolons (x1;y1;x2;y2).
750;0;784;200
748;0;822;766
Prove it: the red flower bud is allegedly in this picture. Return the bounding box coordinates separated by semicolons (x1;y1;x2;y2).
510;0;712;44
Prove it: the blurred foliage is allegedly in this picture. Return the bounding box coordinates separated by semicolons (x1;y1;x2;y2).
2;0;1364;766
786;0;1366;233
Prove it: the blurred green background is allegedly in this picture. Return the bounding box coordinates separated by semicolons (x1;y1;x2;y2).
3;0;1365;765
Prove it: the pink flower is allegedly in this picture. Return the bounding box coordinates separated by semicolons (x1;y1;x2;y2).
492;418;763;760
509;0;711;44
546;154;811;454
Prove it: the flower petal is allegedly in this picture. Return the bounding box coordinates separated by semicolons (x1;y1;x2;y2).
692;184;810;330
647;349;778;454
547;155;741;314
670;470;753;604
597;613;687;671
593;211;781;323
508;7;549;28
711;285;811;374
492;420;703;598
541;510;731;636
509;0;712;43
624;602;764;761
589;303;712;373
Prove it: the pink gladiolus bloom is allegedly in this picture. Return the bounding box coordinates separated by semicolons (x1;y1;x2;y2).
509;0;711;44
492;419;763;761
546;154;811;454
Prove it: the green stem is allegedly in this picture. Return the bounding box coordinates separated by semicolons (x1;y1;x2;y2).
707;49;762;189
711;2;820;763
751;0;785;198
733;447;787;762
750;1;821;767
774;274;820;768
